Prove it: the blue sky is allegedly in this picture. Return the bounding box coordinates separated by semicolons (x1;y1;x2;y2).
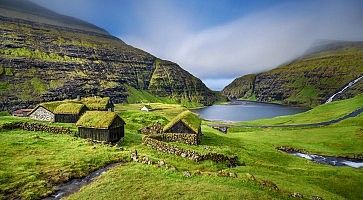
32;0;363;90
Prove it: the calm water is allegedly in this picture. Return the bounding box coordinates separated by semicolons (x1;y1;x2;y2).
193;100;308;122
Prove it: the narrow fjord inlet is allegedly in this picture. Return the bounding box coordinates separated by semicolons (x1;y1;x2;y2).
0;0;362;200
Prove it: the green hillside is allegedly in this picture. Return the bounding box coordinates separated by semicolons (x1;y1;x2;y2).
0;0;217;111
222;41;363;107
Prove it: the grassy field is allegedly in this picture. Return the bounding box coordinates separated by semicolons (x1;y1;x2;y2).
234;94;363;126
67;98;363;200
1;97;363;199
0;129;127;200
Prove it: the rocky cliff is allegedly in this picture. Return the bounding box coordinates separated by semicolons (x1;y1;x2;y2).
0;0;217;111
222;41;363;107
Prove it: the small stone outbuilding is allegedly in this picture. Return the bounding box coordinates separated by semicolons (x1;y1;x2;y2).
76;111;125;143
163;110;202;144
54;103;88;123
28;105;55;122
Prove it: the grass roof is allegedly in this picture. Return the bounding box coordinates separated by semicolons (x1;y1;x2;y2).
54;103;86;114
163;110;201;133
76;111;123;129
39;101;66;112
80;97;112;110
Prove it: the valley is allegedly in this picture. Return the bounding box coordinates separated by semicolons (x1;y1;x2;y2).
1;96;363;199
0;0;362;200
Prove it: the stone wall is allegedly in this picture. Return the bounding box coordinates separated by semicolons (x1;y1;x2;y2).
148;133;200;145
29;107;55;122
142;136;239;167
1;122;75;135
139;122;201;145
139;123;163;135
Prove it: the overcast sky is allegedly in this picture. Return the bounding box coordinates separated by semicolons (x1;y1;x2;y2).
31;0;363;90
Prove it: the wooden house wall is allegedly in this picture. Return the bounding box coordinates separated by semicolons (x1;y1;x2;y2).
55;114;80;123
110;117;125;128
78;126;124;142
54;107;87;123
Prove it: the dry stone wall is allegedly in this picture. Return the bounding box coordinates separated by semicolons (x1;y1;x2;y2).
1;122;75;135
148;133;200;145
142;136;239;167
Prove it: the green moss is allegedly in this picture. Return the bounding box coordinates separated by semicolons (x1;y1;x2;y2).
100;80;119;89
0;47;86;63
0;66;4;76
30;78;47;94
40;101;66;112
54;103;86;114
0;82;9;91
80;97;111;110
49;79;65;89
163;110;201;133
76;111;123;128
69;70;88;77
4;68;13;76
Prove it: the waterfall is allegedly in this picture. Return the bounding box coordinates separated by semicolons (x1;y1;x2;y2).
325;75;363;103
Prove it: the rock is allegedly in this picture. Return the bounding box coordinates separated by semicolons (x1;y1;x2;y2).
229;172;237;178
246;173;256;181
260;180;279;191
311;196;323;200
158;160;165;167
217;170;229;177
193;170;201;175
183;171;191;177
290;192;304;198
130;150;138;162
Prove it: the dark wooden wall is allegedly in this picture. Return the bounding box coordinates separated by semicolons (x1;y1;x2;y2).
166;121;196;134
78;126;124;142
55;114;79;123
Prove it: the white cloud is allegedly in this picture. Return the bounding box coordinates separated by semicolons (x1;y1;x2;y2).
122;0;363;90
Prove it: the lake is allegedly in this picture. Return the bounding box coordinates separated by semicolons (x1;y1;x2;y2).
193;100;308;122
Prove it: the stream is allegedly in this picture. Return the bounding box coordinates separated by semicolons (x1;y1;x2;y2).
43;163;121;200
285;151;363;168
326;75;363;103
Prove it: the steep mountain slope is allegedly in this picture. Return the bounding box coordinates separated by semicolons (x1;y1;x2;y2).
222;41;363;107
221;74;256;100
0;0;217;111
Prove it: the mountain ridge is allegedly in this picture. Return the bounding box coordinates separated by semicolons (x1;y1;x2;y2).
0;0;218;111
222;40;363;107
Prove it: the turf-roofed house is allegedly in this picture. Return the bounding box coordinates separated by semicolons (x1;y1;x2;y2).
163;111;202;145
54;103;88;123
28;101;64;121
81;97;114;111
76;111;125;143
